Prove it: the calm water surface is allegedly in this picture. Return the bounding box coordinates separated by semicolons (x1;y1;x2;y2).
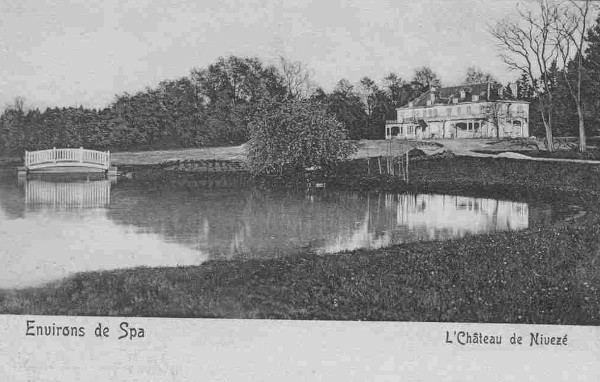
0;170;560;288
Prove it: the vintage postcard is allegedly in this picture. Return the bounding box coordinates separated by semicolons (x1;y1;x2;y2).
0;0;598;380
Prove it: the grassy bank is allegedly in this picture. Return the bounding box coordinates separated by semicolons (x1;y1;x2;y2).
1;157;599;324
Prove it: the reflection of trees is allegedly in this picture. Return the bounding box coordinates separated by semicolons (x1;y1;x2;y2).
1;171;558;259
106;178;554;259
107;177;382;259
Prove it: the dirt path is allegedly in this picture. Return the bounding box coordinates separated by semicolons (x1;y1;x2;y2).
110;139;600;166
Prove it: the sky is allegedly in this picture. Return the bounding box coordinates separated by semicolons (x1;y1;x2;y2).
0;0;529;111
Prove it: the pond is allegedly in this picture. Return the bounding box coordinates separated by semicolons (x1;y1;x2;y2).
0;170;565;288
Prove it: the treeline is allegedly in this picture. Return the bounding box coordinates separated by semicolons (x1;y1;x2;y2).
0;56;447;154
6;4;600;156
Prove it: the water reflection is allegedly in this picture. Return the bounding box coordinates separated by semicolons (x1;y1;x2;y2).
24;178;112;209
0;175;206;288
105;178;553;259
319;194;530;253
0;172;557;288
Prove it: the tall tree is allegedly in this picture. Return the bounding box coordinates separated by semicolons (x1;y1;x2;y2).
463;66;498;84
382;73;411;108
326;80;369;140
554;0;595;152
412;66;442;92
491;0;563;151
278;56;315;100
583;12;600;134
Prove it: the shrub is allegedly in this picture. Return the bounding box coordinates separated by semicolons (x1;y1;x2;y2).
246;100;356;176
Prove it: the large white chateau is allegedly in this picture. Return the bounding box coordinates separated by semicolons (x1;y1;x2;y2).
385;82;529;140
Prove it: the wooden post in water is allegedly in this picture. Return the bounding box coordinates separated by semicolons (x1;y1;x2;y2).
377;156;382;175
366;146;370;175
388;141;392;175
399;155;402;180
406;150;409;183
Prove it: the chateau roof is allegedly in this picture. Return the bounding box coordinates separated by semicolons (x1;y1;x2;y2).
402;82;507;108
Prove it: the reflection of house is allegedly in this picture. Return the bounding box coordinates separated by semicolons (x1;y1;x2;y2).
395;194;529;235
319;193;531;253
385;82;529;140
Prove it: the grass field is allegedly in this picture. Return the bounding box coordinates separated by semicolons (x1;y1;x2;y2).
1;156;599;324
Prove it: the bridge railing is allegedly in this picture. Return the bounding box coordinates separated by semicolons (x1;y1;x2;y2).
24;147;111;169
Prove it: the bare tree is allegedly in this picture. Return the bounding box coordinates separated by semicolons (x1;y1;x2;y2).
554;0;597;152
464;66;498;84
6;96;26;113
278;56;315;100
490;0;562;151
481;102;512;139
358;76;377;118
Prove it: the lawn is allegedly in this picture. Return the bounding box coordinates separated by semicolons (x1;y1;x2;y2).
1;156;599;324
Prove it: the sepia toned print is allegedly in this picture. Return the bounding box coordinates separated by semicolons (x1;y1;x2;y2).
0;0;598;328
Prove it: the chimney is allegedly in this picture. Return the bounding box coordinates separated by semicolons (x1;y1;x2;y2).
460;90;466;100
487;82;491;100
510;82;518;98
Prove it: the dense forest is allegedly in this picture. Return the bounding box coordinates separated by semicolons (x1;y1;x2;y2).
2;9;600;156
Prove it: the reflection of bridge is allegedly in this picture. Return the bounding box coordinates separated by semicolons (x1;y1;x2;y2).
24;179;112;208
20;148;116;175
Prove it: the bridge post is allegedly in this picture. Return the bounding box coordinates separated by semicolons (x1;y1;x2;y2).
79;147;83;163
53;147;56;163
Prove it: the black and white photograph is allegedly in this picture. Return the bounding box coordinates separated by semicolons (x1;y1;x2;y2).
0;0;599;379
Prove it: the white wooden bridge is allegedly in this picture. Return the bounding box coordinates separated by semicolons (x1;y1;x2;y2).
20;147;116;174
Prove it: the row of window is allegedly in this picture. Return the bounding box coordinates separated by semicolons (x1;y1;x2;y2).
401;104;526;119
386;119;524;136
